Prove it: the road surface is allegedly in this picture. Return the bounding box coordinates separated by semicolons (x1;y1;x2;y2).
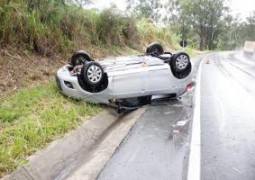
97;55;202;180
201;53;255;180
98;52;255;180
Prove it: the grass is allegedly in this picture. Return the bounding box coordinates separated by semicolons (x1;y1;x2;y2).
0;81;101;177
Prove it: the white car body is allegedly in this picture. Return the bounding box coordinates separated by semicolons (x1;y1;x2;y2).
56;54;193;105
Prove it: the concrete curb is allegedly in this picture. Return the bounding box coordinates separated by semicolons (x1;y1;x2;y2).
5;107;147;180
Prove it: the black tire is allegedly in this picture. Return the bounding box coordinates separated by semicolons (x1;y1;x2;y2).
71;50;92;67
146;43;164;56
171;52;191;72
81;62;104;87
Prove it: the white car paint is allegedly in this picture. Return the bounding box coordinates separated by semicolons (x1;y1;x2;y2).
56;54;193;104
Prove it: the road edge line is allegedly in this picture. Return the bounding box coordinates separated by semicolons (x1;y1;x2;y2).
187;58;204;180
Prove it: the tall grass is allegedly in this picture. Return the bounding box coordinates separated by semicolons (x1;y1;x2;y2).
0;1;178;55
96;9;135;46
0;2;136;55
136;18;175;48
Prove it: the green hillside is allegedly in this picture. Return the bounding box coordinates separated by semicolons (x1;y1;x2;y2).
0;1;176;55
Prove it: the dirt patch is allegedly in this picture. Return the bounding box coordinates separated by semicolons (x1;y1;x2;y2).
0;49;67;98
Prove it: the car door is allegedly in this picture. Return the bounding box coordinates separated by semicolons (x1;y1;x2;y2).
147;63;179;94
113;63;147;98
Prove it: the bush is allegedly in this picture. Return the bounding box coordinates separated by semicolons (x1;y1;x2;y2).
0;1;177;56
96;8;137;46
0;1;67;55
136;18;174;48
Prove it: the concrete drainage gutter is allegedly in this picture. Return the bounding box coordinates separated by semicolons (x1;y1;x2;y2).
4;107;147;180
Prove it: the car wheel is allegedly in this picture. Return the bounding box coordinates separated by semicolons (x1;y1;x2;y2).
81;62;104;86
71;50;92;67
171;52;190;72
146;43;164;56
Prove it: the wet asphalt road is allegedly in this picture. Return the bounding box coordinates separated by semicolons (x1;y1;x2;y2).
201;53;255;180
97;56;202;180
97;52;255;180
98;98;194;180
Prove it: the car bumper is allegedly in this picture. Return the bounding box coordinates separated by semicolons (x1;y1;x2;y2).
55;65;110;104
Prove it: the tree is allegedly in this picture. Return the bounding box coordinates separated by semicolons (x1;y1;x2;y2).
218;14;242;50
161;0;179;26
126;0;163;24
178;0;227;50
71;0;94;6
244;11;255;40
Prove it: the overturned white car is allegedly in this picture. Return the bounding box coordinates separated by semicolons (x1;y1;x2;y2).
56;43;194;109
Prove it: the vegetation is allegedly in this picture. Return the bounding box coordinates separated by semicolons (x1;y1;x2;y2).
0;81;100;176
5;0;254;177
126;0;255;50
0;1;182;177
218;12;255;50
177;0;225;50
0;0;176;56
2;0;253;177
0;0;254;53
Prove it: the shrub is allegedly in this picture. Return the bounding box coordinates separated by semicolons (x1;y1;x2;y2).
136;18;174;47
0;1;178;55
97;8;128;46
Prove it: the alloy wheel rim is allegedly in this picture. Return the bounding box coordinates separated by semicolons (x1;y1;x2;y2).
87;65;102;83
176;55;189;70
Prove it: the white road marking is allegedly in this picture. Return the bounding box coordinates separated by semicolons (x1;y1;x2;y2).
187;58;204;180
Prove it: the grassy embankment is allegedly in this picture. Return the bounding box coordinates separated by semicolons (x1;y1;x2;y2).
0;1;187;177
